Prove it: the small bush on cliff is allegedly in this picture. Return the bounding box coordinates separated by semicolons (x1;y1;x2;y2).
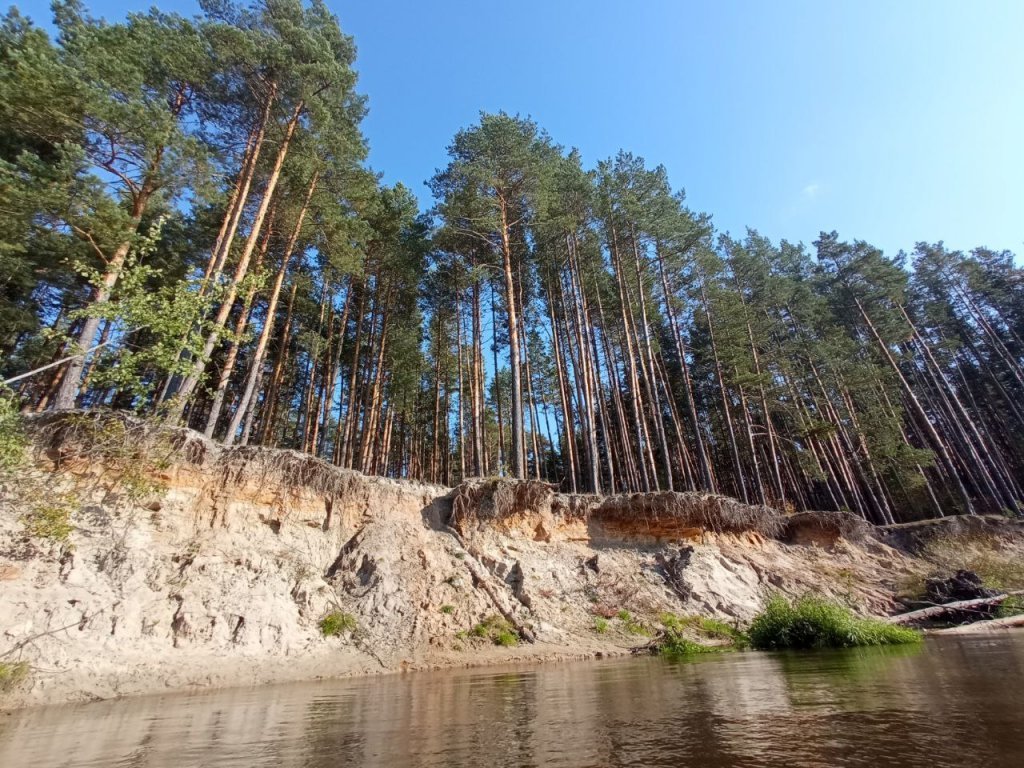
470;615;519;646
0;661;29;693
21;496;76;543
748;595;921;650
494;629;518;646
0;389;27;474
319;612;357;637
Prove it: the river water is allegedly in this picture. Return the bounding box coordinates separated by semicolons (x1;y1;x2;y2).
2;634;1022;768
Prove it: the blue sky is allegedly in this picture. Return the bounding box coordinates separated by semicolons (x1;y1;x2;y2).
19;0;1024;256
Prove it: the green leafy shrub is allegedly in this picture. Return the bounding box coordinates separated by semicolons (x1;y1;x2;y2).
748;595;921;650
440;604;455;614
593;617;609;634
319;611;357;637
64;226;221;403
0;661;29;693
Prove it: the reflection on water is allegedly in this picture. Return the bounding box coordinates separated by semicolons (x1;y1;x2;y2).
2;635;1023;767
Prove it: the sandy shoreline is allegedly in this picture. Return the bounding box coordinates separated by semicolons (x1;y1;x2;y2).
4;640;647;711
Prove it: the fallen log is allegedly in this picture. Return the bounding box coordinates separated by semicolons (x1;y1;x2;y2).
930;615;1024;634
887;590;1024;625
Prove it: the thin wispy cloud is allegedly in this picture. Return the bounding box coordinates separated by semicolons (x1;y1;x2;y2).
802;182;821;200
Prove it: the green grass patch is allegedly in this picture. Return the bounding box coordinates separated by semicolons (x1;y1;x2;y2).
748;595;921;650
624;619;651;636
659;635;721;657
661;613;749;647
614;609;652;636
656;613;748;657
694;617;745;641
440;604;455;614
0;661;29;693
470;614;520;646
997;595;1024;619
593;617;609;634
318;611;357;637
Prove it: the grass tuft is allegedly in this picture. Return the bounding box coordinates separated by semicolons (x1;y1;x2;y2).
0;661;29;693
318;611;357;637
748;595;921;650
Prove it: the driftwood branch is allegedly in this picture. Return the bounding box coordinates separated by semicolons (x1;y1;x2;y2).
887;590;1024;625
0;608;107;659
1;337;120;386
931;614;1024;634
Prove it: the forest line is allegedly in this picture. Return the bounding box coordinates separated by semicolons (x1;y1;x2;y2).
2;1;1023;523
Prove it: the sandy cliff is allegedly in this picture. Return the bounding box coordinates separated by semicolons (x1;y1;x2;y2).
1;413;1020;709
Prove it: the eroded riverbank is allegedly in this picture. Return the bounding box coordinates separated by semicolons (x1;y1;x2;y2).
2;413;1023;709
